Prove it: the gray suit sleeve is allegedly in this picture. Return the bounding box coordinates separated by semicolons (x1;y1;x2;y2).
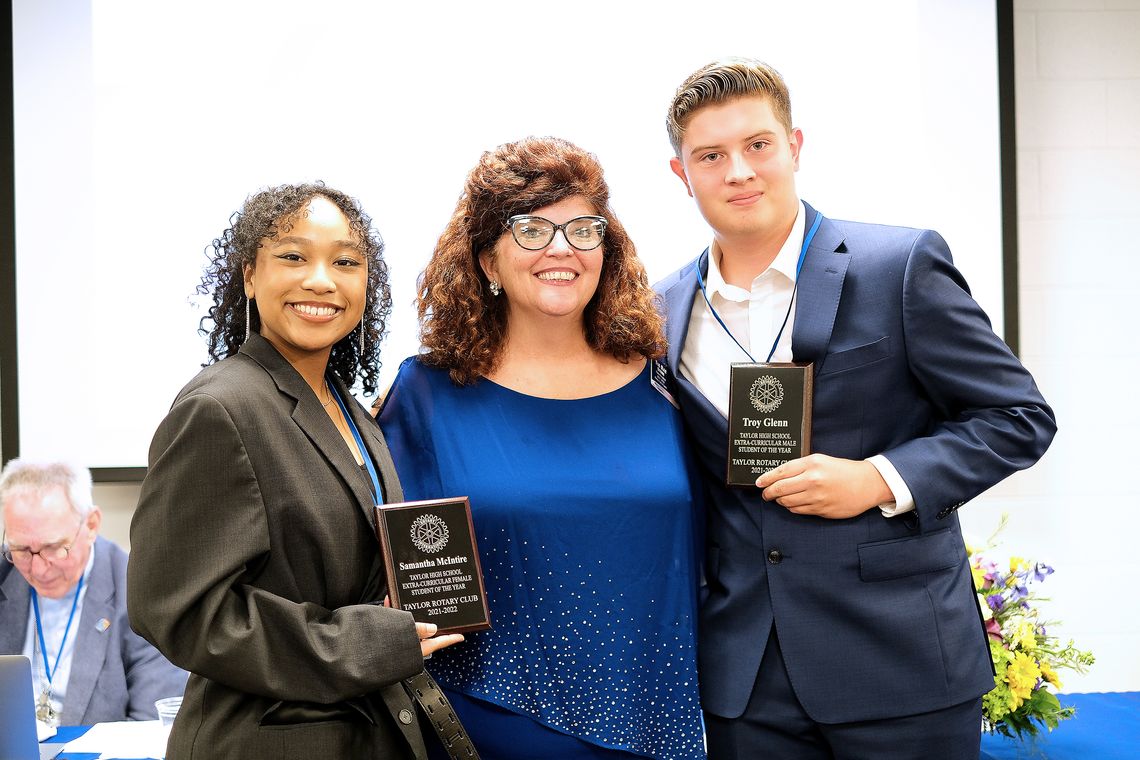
122;620;189;719
128;391;424;704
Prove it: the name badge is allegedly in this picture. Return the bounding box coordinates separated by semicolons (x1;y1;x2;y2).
650;358;680;409
726;362;813;486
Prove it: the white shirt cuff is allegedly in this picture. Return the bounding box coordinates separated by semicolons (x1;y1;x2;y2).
868;455;915;517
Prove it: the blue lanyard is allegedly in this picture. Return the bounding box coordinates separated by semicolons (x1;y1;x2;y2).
328;381;382;504
30;572;84;685
695;211;824;363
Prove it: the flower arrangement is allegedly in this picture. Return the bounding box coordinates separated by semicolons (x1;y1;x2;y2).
968;515;1095;739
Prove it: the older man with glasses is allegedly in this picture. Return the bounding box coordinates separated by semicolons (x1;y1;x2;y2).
0;458;186;727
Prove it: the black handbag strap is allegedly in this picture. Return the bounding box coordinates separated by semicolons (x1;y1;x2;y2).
403;669;480;760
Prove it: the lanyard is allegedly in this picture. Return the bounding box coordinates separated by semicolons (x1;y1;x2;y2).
696;211;824;363
328;381;382;504
30;572;84;685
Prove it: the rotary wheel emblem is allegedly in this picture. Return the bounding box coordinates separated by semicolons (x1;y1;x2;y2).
749;375;784;414
410;514;449;553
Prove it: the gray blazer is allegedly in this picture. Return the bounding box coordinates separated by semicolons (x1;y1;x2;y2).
129;335;428;760
0;536;188;725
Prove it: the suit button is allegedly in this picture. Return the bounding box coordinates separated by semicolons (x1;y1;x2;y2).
767;549;783;564
398;708;414;725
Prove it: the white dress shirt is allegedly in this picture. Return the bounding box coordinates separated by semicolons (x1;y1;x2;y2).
679;201;914;516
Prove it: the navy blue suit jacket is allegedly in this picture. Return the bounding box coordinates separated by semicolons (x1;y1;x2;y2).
655;203;1056;723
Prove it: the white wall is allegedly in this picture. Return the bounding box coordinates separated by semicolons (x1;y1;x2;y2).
958;0;1140;694
11;0;1006;470
83;0;1140;694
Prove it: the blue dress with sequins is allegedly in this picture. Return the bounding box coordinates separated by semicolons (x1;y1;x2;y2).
378;357;705;760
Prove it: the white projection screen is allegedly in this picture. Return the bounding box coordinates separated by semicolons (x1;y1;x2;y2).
9;0;1004;473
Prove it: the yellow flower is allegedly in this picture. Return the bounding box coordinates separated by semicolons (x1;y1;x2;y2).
1009;556;1030;574
1011;621;1037;652
971;563;986;590
1005;651;1040;709
1040;661;1063;689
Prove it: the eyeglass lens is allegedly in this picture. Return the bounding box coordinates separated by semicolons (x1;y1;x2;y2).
3;542;70;564
510;216;606;251
2;523;81;564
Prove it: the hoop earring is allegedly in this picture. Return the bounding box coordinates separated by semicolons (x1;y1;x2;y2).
244;297;252;342
489;281;501;297
359;293;367;360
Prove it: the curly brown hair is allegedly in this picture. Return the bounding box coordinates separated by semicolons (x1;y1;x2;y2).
197;182;392;395
418;137;664;385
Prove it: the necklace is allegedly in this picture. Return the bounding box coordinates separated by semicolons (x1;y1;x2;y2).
319;382;335;407
327;404;363;465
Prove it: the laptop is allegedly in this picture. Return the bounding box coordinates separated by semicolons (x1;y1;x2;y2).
0;654;62;760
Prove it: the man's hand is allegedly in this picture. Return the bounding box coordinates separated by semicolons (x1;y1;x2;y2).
416;622;465;658
756;454;892;519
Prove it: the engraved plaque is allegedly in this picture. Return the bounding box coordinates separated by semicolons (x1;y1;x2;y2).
726;362;813;487
375;497;490;634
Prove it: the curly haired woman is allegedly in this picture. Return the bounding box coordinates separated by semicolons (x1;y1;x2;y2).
378;139;705;760
129;183;463;759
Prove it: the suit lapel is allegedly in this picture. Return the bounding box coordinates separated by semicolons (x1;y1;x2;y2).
0;563;31;654
663;254;701;381
792;205;850;368
297;376;383;529
663;251;728;429
61;539;113;726
664;252;768;533
240;336;380;532
346;396;404;505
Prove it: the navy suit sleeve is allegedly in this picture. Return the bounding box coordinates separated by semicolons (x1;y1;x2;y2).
882;230;1056;521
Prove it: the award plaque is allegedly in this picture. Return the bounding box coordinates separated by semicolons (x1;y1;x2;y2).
374;497;491;634
726;362;813;487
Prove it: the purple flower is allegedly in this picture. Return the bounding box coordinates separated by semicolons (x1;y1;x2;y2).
1034;563;1054;582
987;593;1005;611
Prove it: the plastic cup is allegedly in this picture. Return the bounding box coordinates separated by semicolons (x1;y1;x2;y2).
155;696;182;726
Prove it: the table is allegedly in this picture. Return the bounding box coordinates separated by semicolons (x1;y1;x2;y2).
980;692;1139;760
47;693;1138;759
46;724;158;760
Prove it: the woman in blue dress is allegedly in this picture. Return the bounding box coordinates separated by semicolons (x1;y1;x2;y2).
378;137;705;759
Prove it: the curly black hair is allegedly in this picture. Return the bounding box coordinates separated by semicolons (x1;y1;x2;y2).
197;182;392;395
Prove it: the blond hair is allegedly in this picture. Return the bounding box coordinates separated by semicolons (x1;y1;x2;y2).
667;58;793;155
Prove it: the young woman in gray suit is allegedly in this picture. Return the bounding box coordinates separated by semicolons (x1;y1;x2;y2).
128;184;463;759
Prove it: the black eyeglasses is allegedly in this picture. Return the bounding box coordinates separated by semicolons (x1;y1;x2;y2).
506;215;608;252
2;520;85;566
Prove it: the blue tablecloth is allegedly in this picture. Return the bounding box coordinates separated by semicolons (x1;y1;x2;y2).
980;692;1139;760
48;692;1138;759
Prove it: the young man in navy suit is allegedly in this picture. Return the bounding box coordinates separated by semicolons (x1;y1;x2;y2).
656;58;1056;759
